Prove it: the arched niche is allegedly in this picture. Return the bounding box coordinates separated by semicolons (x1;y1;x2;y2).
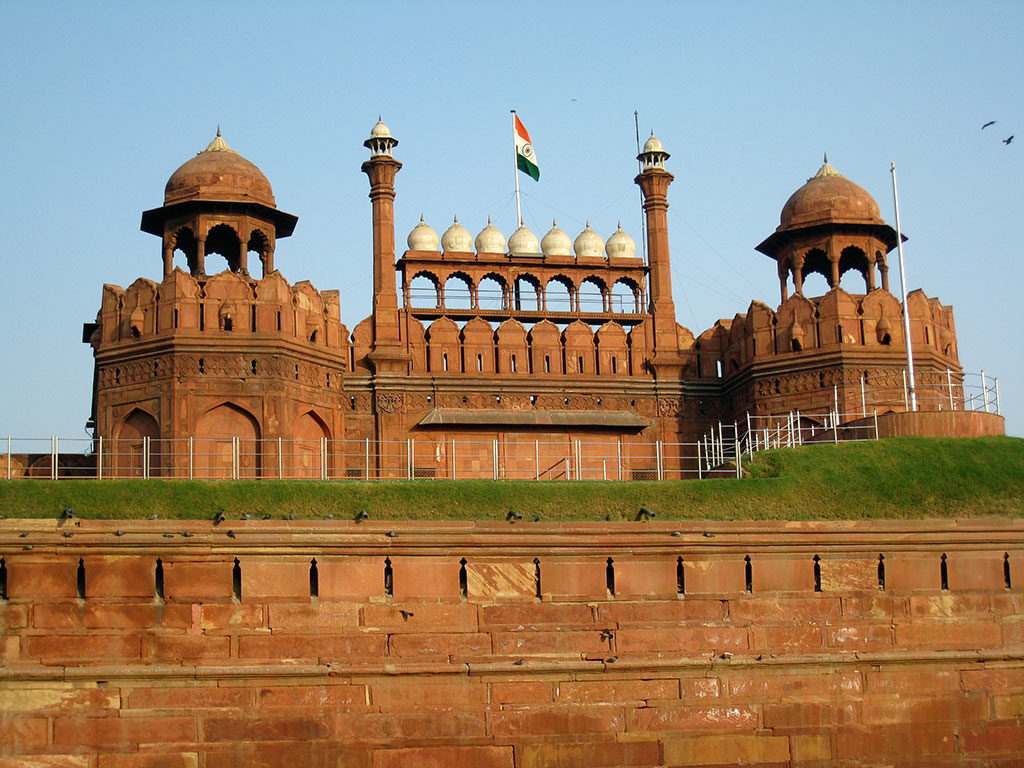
293;410;330;479
114;408;160;478
194;402;261;478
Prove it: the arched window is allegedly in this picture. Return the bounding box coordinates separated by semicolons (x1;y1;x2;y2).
205;224;243;273
408;272;441;308
443;274;474;310
610;278;640;313
247;229;271;277
800;248;831;295
513;275;541;312
545;276;574;313
477;274;506;311
838;246;869;292
172;227;197;274
578;277;606;313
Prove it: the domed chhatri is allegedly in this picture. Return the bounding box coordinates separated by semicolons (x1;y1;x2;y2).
441;216;472;252
369;117;392;139
407;215;439;251
573;221;605;260
778;158;885;231
605;222;637;259
508;221;540;254
164;129;276;208
474;217;506;254
541;219;572;257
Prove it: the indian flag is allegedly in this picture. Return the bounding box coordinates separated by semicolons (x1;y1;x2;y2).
514;114;540;181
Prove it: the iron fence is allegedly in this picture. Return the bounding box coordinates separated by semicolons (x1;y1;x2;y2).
1;369;1000;482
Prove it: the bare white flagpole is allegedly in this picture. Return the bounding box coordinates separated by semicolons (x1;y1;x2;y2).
634;110;647;263
890;162;917;411
511;110;522;227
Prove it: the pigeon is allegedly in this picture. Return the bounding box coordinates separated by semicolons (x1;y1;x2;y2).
355;509;369;522
671;531;682;537
262;514;272;521
62;531;73;538
62;507;74;519
385;531;397;538
22;544;33;550
162;533;174;538
703;532;716;538
149;514;159;520
214;511;226;525
399;609;414;620
182;531;193;538
241;513;251;520
226;530;236;539
606;656;618;663
513;658;525;666
720;652;733;660
982;120;997;129
327;513;335;520
114;530;124;537
600;629;614;640
1004;136;1014;145
288;510;295;521
19;532;28;538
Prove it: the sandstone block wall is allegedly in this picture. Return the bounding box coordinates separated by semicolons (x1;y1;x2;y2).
1;520;1022;766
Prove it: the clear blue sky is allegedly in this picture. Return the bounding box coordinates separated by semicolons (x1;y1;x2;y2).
1;1;1021;438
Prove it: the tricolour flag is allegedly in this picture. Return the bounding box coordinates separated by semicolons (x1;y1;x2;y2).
514;114;540;181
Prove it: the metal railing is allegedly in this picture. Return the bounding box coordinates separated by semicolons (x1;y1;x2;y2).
1;369;1000;482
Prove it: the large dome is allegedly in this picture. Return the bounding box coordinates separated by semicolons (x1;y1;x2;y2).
778;160;883;231
163;131;276;208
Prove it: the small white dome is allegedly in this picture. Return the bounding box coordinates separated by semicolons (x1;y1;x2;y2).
642;131;664;154
441;216;472;252
573;221;605;260
541;219;572;256
508;222;540;254
370;118;391;139
474;217;506;253
605;222;637;259
407;215;439;251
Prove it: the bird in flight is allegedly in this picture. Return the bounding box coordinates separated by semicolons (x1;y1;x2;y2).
1004;136;1015;145
982;120;997;130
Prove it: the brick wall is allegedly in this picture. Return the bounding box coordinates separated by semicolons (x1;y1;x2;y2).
1;519;1022;766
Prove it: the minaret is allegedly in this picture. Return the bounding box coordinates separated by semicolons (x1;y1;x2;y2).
635;132;684;377
360;118;407;372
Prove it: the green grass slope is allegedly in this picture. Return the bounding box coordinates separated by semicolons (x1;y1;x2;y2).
0;437;1021;521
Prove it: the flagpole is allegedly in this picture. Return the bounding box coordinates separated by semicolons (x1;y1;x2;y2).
890;162;917;412
511;110;522;226
634;110;647;264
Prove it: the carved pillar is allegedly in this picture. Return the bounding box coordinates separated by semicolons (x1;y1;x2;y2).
238;240;248;276
162;243;173;277
880;263;890;292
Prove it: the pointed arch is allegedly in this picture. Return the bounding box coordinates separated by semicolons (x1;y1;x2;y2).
194;402;261;478
293;410;330;479
114;408;161;478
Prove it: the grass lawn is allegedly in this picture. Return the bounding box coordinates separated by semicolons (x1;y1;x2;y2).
0;437;1021;521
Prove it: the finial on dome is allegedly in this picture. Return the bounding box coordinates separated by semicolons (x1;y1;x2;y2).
217;125;222;137
811;155;842;180
453;215;459;223
204;129;235;154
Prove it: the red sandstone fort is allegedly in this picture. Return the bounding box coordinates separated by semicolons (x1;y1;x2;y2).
79;121;1001;480
0;124;1019;767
